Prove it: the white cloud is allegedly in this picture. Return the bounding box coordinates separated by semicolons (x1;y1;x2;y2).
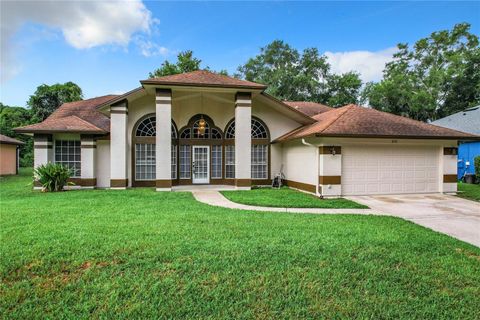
135;37;170;57
1;0;157;82
325;47;397;82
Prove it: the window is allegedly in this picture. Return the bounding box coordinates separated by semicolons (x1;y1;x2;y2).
171;145;177;179
180;145;191;179
135;144;155;180
225;121;235;139
55;140;81;177
251;119;268;139
136;116;156;136
180;128;191;139
225;145;235;179
211;145;222;179
251;145;268;179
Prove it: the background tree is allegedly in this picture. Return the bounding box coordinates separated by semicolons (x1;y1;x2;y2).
0;103;34;166
363;23;480;122
149;50;202;78
28;82;83;121
237;40;363;105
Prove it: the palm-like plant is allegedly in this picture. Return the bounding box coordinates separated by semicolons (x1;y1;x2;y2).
33;163;73;192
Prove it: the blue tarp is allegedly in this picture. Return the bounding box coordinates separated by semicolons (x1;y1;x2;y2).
458;141;480;179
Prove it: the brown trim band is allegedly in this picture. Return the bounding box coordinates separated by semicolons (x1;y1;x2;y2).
235;103;251;108
156;179;172;188
80;145;96;149
156;88;172;96
110;110;128;115
34;134;53;142
284;179;316;193
111;99;128;107
319;146;341;155
443;147;458;155
73;178;96;187
443;174;457;183
34;145;52;149
235;179;251;187
111;179;128;188
319;175;341;185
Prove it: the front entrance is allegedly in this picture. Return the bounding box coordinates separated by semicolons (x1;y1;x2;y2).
192;146;210;184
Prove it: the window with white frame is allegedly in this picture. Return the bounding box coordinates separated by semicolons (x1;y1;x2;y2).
211;145;222;179
171;145;177;179
55;140;81;177
251;145;268;179
179;145;191;179
225;145;235;179
135;143;155;180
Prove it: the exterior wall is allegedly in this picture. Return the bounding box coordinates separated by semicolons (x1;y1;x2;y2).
110;101;129;188
281;140;317;193
442;146;458;193
96;140;111;188
0;144;18;175
458;141;480;179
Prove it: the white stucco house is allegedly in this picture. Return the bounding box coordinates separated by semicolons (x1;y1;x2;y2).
16;70;478;196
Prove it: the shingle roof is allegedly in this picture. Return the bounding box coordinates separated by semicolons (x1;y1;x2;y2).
140;70;267;90
0;134;24;145
283;101;333;116
431;106;480;135
275;104;479;142
15;95;118;134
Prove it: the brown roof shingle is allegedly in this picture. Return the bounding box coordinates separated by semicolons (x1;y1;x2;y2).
15;95;118;134
275;104;479;142
141;70;267;90
0;134;24;145
283;101;333;117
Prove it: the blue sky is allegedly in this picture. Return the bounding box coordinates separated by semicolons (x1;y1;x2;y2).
1;1;479;107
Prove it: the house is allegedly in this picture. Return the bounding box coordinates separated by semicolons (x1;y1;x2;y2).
15;70;478;196
0;134;24;175
432;106;480;180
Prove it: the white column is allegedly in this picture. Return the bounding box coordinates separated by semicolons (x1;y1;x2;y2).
33;134;53;189
442;146;458;193
235;92;252;189
80;135;96;188
318;146;342;197
155;88;172;191
110;100;128;189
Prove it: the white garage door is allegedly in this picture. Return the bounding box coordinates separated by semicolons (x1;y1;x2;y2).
342;145;440;195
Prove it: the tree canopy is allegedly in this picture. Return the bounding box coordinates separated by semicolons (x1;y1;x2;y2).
236;40;362;107
363;23;480;122
149;50;202;78
27;82;83;122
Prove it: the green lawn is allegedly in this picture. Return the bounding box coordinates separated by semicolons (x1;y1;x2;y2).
221;187;368;208
1;169;480;319
457;182;480;201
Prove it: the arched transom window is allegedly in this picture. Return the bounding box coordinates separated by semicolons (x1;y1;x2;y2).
135;115;177;138
180;115;222;139
224;118;269;139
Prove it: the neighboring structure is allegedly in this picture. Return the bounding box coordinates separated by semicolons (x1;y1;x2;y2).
432;106;480;180
0;134;24;175
15;70;479;196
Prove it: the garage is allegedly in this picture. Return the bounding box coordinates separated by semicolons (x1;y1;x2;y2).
342;145;440;195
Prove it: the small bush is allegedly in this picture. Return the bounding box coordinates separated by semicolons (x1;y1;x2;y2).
475;155;480;181
34;163;73;192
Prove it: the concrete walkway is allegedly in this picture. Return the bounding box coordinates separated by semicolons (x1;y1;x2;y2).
192;190;385;215
193;191;480;247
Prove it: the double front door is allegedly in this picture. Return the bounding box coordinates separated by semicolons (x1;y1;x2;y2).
192;146;209;184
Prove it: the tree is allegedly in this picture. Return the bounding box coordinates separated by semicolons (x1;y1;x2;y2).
149;50;202;78
363;23;480;122
326;72;363;107
0;103;34;166
27;82;83;121
237;40;363;105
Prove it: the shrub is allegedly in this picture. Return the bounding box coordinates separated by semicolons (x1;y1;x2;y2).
475;155;480;181
34;163;73;192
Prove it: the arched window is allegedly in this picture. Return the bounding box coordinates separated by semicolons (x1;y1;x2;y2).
223;117;270;180
132;115;178;184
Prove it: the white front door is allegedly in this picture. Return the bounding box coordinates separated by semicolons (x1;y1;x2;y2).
192;146;210;184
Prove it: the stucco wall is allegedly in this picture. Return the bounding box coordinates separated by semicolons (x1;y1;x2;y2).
0;144;17;175
96;140;111;188
281;140;317;186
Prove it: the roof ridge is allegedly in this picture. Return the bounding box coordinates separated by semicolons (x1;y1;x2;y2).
317;104;355;134
66;115;104;131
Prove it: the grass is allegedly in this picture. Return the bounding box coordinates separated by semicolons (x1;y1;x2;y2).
221;187;368;208
1;168;480;319
457;182;480;201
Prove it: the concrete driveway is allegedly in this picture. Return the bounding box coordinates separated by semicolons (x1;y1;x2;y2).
348;194;480;247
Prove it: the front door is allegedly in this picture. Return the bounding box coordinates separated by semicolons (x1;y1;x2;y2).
192;146;210;184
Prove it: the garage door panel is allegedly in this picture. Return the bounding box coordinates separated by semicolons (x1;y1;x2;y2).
342;145;440;195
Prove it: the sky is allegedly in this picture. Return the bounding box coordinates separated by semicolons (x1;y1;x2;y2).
1;1;479;107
